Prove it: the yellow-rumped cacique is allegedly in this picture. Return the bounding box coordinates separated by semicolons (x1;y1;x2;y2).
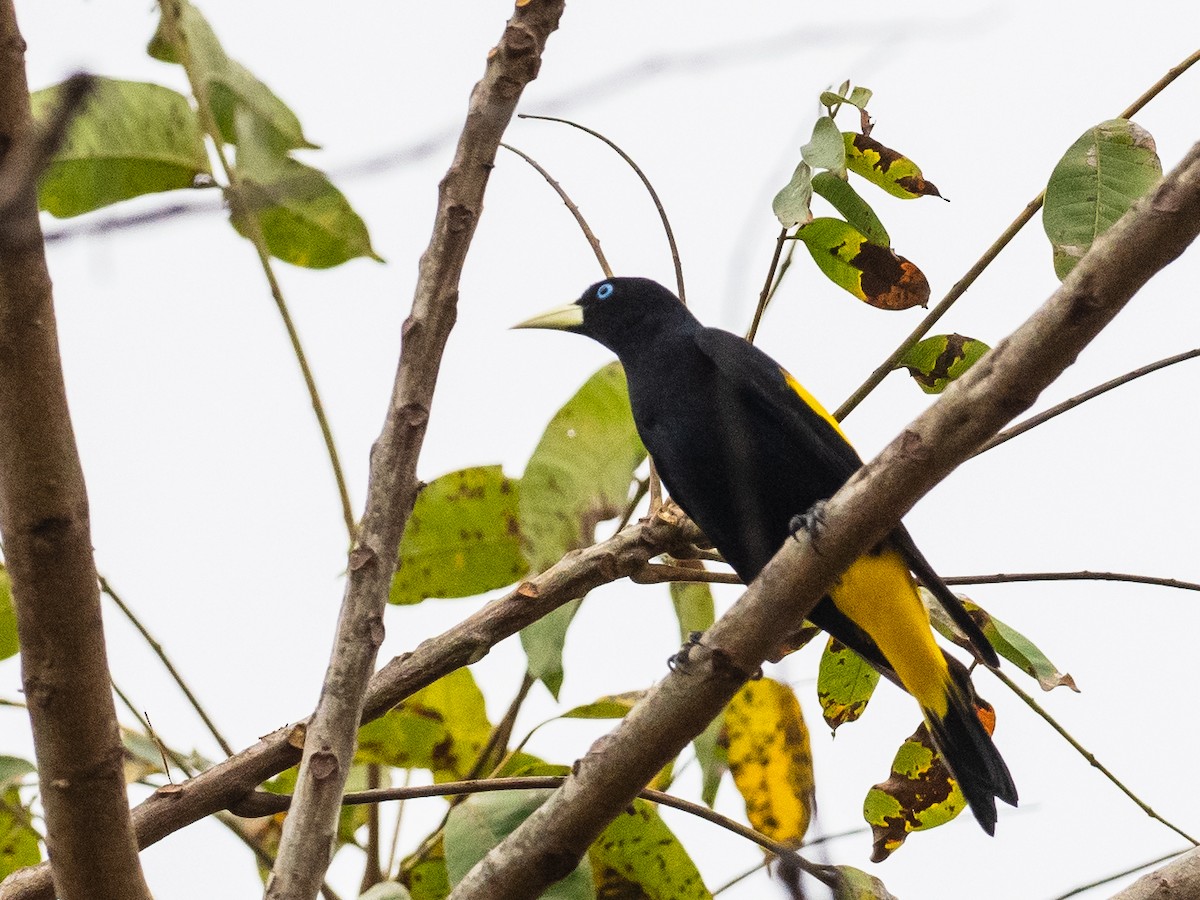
515;276;1017;834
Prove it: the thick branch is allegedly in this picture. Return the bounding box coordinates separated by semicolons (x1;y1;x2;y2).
449;145;1200;899
265;7;567;895
1108;847;1200;900
0;7;151;900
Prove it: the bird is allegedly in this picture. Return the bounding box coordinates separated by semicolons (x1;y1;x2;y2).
515;276;1017;834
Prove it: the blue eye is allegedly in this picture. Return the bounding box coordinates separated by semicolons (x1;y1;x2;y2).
596;283;614;300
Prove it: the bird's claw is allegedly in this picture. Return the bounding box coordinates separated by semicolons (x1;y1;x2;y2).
788;501;828;553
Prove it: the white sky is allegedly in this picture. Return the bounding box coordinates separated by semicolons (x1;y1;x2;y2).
4;2;1200;898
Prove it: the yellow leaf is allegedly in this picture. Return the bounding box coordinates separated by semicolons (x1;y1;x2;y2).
723;678;814;846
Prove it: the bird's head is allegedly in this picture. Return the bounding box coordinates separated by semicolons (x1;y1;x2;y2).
512;277;687;355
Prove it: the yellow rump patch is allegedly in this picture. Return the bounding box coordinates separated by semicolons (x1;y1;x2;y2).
830;549;950;719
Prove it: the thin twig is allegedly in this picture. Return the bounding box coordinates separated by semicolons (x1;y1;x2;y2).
100;576;235;757
746;228;788;342
1051;848;1190;900
500;143;612;277
944;571;1200;593
631;563;742;585
833;47;1200;422
109;678;196;781
975;347;1200;456
990;667;1199;846
519;113;685;303
236;776;838;888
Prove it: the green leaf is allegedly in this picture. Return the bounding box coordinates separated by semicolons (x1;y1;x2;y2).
896;333;990;394
0;757;34;787
231;109;382;268
400;837;451;900
820;84;873;112
562;691;644;719
0;566;16;661
817;637;880;731
589;798;711;900
795;217;929;310
811;171;889;247
669;579;715;642
725;678;814;847
0;786;40;880
772;161;813;227
445;791;594;900
149;0;314;151
670;579;725;805
801;116;846;177
1043;118;1162;280
693;714;727;808
864;719;972;861
31;77;211;218
356;669;492;782
832;866;898;900
518;363;646;696
843;132;941;199
392;466;527;605
924;591;1078;693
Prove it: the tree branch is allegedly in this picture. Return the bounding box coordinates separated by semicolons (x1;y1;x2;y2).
0;9;152;899
0;507;699;900
264;5;566;896
449;144;1200;899
1108;847;1200;900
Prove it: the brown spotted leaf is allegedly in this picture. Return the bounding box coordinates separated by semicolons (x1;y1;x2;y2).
588;798;711;900
863;707;997;860
724;678;815;846
817;637;881;731
391;465;527;605
844;132;941;199
896;334;990;394
355;669;492;782
796;218;929;310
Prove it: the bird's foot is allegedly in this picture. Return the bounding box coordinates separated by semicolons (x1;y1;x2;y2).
788;500;828;553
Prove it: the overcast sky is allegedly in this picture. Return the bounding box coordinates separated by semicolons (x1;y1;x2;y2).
4;3;1200;898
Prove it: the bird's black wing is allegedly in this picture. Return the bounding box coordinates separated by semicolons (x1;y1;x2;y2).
695;326;1000;669
693;327;862;491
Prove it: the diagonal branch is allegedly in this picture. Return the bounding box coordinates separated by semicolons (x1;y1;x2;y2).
0;9;152;900
264;4;566;897
448;143;1200;900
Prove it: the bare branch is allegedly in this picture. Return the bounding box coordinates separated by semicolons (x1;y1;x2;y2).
264;5;566;896
448;144;1200;900
944;571;1200;594
0;7;150;899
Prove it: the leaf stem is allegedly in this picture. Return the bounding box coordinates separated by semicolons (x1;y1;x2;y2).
990;666;1199;846
160;1;356;539
746;227;788;342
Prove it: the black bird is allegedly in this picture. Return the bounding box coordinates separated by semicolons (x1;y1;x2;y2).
516;276;1017;833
